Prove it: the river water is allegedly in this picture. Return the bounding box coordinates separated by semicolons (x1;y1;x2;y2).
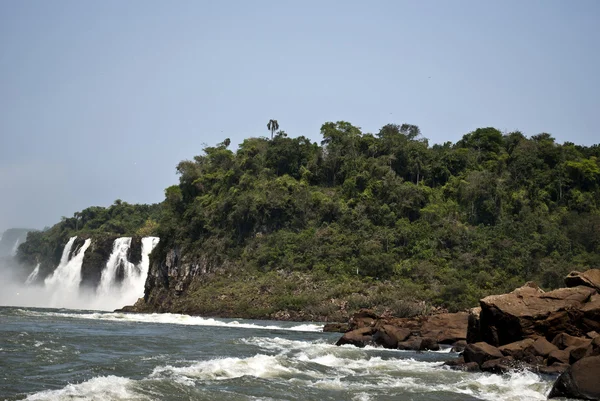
0;307;560;400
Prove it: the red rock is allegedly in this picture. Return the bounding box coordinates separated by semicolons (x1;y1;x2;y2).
552;333;591;350
549;356;600;400
499;338;535;357
335;327;374;347
463;342;504;367
372;325;411;349
420;312;468;344
532;337;559;357
565;269;600;292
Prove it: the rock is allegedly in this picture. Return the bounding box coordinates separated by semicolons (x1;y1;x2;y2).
498;338;535;357
549;356;600;400
419;337;440;351
581;295;600;333
444;358;480;372
372;325;411;349
347;309;380;331
397;338;423;351
463;342;504;367
588;331;600;339
548;348;572;365
565;269;600;292
335;327;374;347
552;333;591;350
479;284;596;346
571;345;591;364
420;312;468;344
481;356;519;373
540;362;570;375
451;340;467;353
532;337;559;357
467;307;482;344
323;323;349;333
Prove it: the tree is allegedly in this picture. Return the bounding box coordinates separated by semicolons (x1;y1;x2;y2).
267;119;279;140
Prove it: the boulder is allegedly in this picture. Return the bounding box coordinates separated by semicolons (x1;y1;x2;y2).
565;269;600;292
498;338;535;357
540;362;570;375
463;342;504;367
348;309;380;331
420;312;468;344
397;338;423;351
481;356;520;373
552;333;591;350
372;325;411;349
479;283;596;345
581;295;600;333
335;327;374;347
467;307;482;344
444;358;480;372
419;337;440;351
548;348;572;365
532;337;559;357
549;356;600;400
451;340;467;353
323;323;349;333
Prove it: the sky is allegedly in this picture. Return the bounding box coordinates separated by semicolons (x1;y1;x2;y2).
0;0;599;232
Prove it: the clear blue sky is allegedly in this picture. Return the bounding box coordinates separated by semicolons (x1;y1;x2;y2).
1;0;599;232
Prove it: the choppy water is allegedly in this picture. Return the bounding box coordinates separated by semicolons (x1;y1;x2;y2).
0;307;559;400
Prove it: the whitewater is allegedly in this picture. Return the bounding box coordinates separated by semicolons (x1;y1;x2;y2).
0;307;565;401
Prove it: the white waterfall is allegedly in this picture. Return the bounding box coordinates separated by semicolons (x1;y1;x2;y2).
25;263;40;285
11;238;21;256
92;236;159;310
44;237;91;307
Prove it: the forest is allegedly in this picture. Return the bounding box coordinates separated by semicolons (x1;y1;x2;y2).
18;121;600;313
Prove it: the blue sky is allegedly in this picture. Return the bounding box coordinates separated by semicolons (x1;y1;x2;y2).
1;0;599;232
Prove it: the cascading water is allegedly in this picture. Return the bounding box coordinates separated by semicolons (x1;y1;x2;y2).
91;236;159;311
17;236;159;311
25;263;40;285
44;237;91;307
11;238;21;256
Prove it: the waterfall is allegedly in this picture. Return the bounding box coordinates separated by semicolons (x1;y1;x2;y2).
44;237;91;307
25;264;40;285
92;236;159;310
11;238;21;256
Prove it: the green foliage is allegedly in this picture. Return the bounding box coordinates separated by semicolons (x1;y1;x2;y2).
155;121;600;312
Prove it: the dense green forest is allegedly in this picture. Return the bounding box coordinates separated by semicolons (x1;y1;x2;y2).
17;201;161;271
153;122;600;311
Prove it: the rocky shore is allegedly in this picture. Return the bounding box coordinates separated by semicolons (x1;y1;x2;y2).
331;269;600;400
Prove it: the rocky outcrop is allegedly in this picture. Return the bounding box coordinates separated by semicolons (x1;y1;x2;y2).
549;356;600;400
565;270;600;293
334;309;468;351
475;282;596;346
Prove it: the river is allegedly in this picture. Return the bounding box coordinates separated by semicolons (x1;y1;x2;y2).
0;307;559;400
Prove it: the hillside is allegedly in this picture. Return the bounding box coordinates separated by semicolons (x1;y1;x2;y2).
17;122;600;320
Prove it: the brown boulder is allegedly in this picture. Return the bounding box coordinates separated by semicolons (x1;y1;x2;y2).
565;269;600;292
499;338;535;357
397;338;423;351
481;356;520;373
540;362;570;375
323;323;349;333
479;284;596;346
419;337;440;351
348;309;380;331
532;337;559;357
581;295;600;333
467;307;482;344
420;312;468;344
552;333;591;350
548;348;573;365
549;356;600;400
451;340;467;353
335;327;374;347
444;357;480;372
463;342;504;367
372;325;411;349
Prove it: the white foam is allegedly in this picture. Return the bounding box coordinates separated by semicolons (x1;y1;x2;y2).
20;310;324;332
151;354;299;381
25;375;147;400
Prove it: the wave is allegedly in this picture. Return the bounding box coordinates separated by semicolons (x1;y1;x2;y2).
25;375;147;401
16;309;324;332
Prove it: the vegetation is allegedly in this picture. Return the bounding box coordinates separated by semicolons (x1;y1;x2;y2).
155;122;600;312
17;201;161;274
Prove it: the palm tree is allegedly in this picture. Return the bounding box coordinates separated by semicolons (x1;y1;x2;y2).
267;119;279;139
